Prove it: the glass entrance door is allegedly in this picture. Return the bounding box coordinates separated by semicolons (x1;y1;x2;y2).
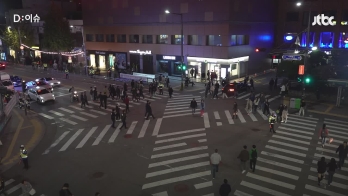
99;55;106;69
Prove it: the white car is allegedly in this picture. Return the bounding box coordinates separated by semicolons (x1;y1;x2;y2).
1;80;14;91
36;77;61;87
27;87;55;103
26;80;53;91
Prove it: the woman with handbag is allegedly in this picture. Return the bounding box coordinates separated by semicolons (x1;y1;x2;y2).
21;180;35;196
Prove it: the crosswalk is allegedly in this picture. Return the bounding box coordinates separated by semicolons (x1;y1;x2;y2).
0;179;46;196
199;91;281;103
142;126;215;196
37;91;177;125
303;118;348;196
42;118;163;154
234;114;319;196
163;95;203;119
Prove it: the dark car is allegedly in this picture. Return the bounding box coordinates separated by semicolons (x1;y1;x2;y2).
0;62;5;70
10;75;22;87
222;82;248;96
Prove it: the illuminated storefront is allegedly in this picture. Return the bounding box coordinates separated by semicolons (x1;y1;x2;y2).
87;50;127;69
156;55;182;76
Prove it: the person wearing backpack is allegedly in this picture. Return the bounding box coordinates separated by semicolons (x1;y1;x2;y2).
249;145;257;172
319;124;329;148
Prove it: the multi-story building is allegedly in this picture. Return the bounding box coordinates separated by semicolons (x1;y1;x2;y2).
82;0;276;80
275;0;348;52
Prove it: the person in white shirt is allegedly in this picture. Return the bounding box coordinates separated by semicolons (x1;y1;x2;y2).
210;149;222;179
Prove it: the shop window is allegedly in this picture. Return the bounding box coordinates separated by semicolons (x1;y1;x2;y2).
230;35;249;46
188;35;199;45
338;32;348;48
300;32;315;47
230;35;236;46
142;35;153;44
302;11;318;26
171;35;184;45
206;35;222;46
320;32;334;48
156;35;168;44
286;12;299;22
117;34;127;43
129;34;139;43
106;34;115;42
95;34;104;42
86;34;94;42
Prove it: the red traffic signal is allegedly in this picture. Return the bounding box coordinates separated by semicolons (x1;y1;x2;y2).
255;49;259;52
255;48;266;52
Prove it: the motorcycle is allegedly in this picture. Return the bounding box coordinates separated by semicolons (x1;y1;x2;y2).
72;91;79;102
18;98;30;110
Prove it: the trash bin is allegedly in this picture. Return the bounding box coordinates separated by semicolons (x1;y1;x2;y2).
290;98;296;109
295;98;301;109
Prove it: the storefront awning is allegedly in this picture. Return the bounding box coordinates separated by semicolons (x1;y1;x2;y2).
187;56;249;64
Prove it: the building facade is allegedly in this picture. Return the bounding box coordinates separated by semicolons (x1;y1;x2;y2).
82;0;276;80
275;0;348;51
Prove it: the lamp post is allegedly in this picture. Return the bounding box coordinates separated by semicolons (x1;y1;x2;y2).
165;10;184;91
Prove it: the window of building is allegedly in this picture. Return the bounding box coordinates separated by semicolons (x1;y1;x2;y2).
320;32;334;48
95;34;104;42
341;10;348;25
156;35;168;44
188;35;199;45
207;35;222;46
117;34;126;43
106;34;115;42
302;11;318;26
338;32;348;48
300;32;315;47
286;12;299;22
171;35;184;45
230;35;249;46
129;34;139;43
142;35;153;44
86;34;94;42
231;35;236;46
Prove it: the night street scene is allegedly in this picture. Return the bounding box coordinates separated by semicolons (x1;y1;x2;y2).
1;0;348;195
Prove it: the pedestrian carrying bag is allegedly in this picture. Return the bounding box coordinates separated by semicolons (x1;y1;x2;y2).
29;188;36;195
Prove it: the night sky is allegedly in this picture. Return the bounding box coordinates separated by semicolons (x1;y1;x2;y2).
0;0;23;24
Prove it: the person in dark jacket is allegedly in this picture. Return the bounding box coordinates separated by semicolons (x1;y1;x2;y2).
237;145;249;174
317;157;327;186
59;183;73;196
168;86;173;98
249;145;257;172
190;98;197;115
146;101;155;120
219;179;231;196
232;102;238;119
111;109;116;128
327;158;338;186
119;110;127;129
336;141;348;170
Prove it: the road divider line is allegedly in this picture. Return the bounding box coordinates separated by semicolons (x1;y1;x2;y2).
166;104;188;108
164;110;191;115
234;190;253;196
286;120;316;127
92;125;111;146
59;129;84;151
43;131;69;154
281;123;314;131
76;127;97;148
214;111;220;119
152;191;168;196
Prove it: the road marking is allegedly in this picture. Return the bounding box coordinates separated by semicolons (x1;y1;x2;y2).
153;143;187;151
305;184;345;196
146;161;209;178
268;140;308;151
330;133;348;140
282;123;314;131
4;179;15;186
157;128;205;137
324;118;348;125
166;104;188;108
142;171;211;189
288;114;318;120
79;112;98;118
245;109;257;121
272;135;310;145
256;109;268;120
38;113;54;119
48;110;65;116
310;167;348;180
268;95;281;103
92;125;111;146
214;111;220;119
43;131;70;154
308;175;348;190
165;107;188;111
4;184;21;195
288;116;317;124
151;146;208;159
152;118;162;136
76;127;97;148
237;93;250;99
138;120;150;138
234;190;253;196
258;157;301;172
240;181;291;196
328;129;348;136
202;194;214;196
167;102;190;106
126;121;138;134
204;113;210;128
149;153;209;168
69;105;84;111
70;115;88;121
59;118;78;125
163;113;192;119
256;165;299;180
58;107;75;113
246;172;295;190
198;139;207;143
194;181;213;189
276;131;312;140
164;109;191;115
278;126;314;135
225;110;234;124
108;124;122;143
265;145;306;157
315;147;338;155
237;109;246;123
286;120;316;127
324;123;348;131
152;191;168;196
155;133;206;144
59;129;84;151
261;151;304;164
168;98;195;103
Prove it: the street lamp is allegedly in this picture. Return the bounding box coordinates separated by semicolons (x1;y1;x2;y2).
165;9;184;91
296;2;302;6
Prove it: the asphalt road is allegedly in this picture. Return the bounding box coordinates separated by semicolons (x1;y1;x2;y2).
1;65;347;196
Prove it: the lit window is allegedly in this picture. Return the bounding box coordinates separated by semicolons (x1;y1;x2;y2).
319;32;334;48
339;32;348;48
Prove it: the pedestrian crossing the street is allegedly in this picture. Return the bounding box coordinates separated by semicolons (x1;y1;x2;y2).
234;114;319;196
37;91;178;125
141;127;215;196
42;118;163;154
302;118;348;196
0;178;46;196
163;95;203;119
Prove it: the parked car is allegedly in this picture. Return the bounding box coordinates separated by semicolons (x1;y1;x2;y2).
10;75;22;87
36;77;61;87
222;82;248;96
26;80;53;91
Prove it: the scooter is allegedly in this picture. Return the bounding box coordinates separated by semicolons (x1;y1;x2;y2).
72;91;79;102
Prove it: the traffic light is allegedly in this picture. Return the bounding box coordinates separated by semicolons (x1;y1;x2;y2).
182;65;186;70
305;77;311;84
255;48;259;52
297;77;302;82
178;65;182;70
255;48;266;52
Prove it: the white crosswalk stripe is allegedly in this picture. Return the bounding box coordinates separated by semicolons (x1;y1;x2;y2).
0;179;47;196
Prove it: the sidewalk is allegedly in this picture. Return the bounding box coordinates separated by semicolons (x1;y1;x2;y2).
0;108;46;173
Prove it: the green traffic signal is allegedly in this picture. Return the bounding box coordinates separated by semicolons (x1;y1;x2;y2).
305;78;311;83
178;66;182;70
182;66;186;70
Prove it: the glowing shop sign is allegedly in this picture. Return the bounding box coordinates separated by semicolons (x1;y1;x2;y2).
129;50;151;55
163;56;175;60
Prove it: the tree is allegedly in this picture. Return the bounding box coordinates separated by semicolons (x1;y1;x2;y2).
1;24;35;52
41;2;73;65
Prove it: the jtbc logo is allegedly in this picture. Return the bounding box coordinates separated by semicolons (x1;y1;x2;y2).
312;14;335;26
